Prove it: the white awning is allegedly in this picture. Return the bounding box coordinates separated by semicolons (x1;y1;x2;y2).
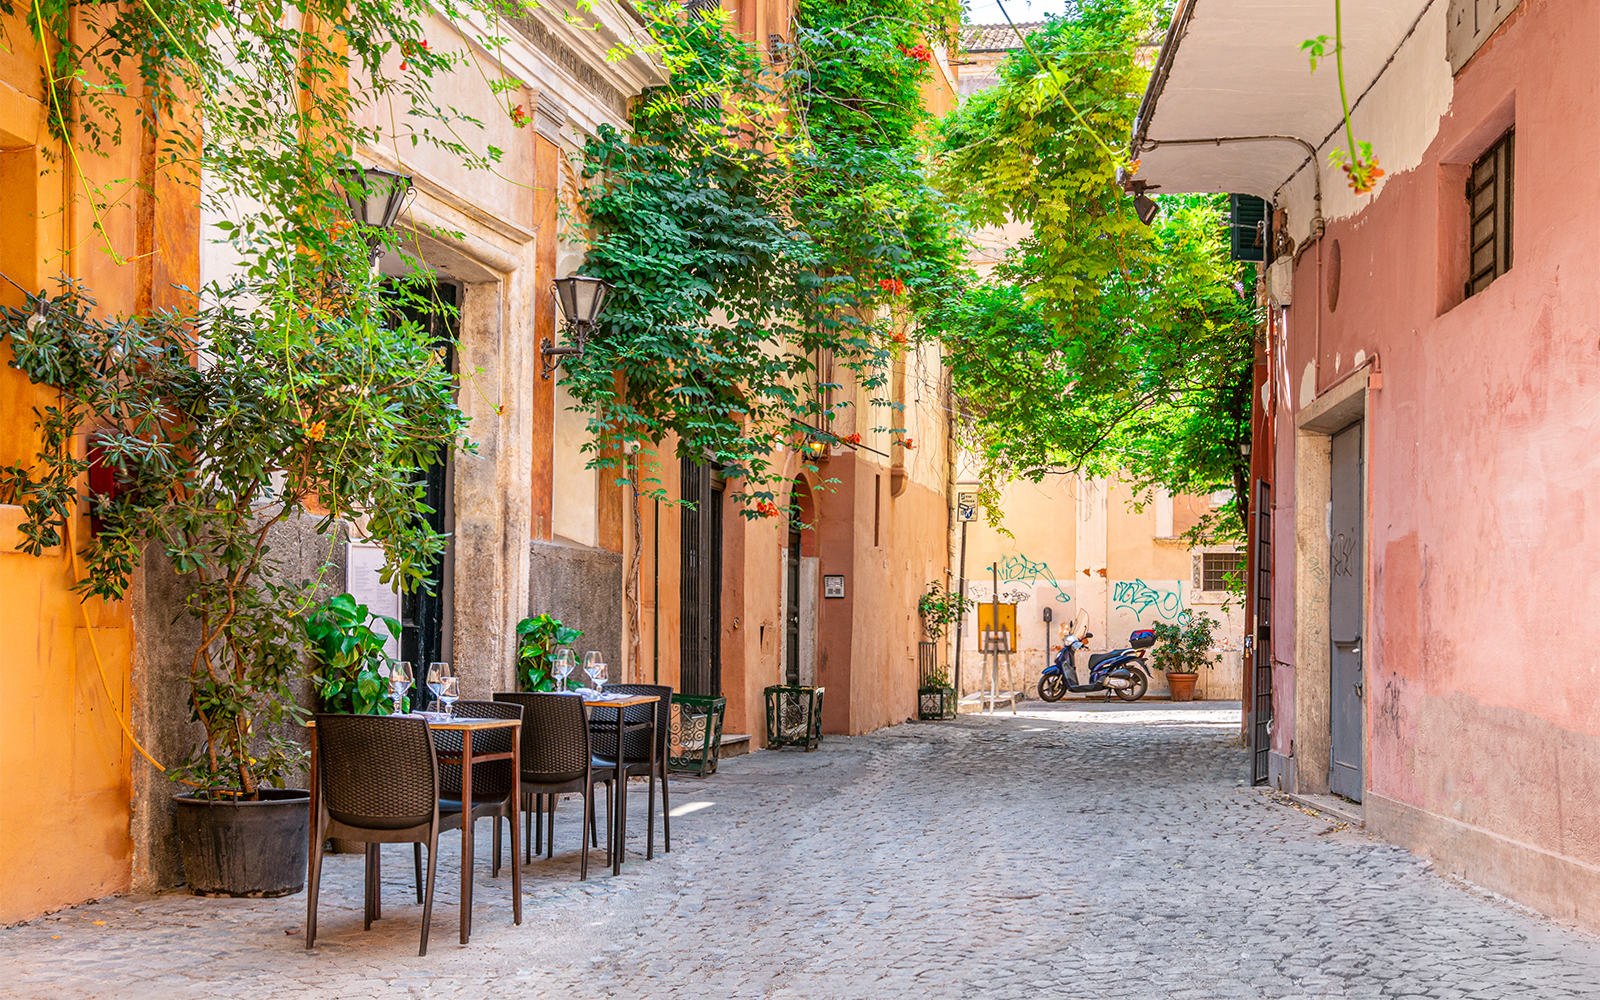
1129;0;1438;214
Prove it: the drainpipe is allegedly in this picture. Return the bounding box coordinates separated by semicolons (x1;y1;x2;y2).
652;497;660;685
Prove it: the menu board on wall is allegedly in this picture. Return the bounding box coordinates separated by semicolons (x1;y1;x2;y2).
345;541;401;660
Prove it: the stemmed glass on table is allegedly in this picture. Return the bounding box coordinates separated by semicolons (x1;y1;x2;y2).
389;660;414;716
427;662;452;715
552;649;574;692
586;651;608;690
438;675;460;716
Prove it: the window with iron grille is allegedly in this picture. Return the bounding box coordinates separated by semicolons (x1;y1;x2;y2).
1467;130;1513;298
1202;552;1245;591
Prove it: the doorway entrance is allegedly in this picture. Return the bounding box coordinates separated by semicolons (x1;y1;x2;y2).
1329;420;1364;800
784;522;801;686
679;458;723;697
385;280;458;682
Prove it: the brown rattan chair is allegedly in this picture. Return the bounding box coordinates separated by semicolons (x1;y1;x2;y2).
436;699;522;879
594;683;674;859
493;691;614;880
306;714;456;956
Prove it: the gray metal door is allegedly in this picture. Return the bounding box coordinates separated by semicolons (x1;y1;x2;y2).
1329;421;1364;800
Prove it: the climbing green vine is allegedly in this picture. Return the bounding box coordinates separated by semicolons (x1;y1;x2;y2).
567;0;967;517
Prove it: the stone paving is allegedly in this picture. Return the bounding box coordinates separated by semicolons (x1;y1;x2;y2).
6;701;1600;999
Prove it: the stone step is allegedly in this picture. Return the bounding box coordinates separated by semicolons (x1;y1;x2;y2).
719;734;752;758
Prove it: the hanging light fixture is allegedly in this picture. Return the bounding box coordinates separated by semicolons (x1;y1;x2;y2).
338;165;414;264
543;274;614;379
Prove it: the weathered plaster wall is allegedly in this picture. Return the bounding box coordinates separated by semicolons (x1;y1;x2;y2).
1274;0;1600;928
528;540;623;678
0;14;199;921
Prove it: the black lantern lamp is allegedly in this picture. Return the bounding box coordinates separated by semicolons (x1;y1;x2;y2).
338;165;414;264
543;274;613;379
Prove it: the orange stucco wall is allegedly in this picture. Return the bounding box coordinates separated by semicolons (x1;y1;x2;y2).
0;16;199;923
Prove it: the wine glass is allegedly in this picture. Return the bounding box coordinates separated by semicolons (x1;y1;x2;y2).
427;662;449;714
552;649;574;691
583;651;602;689
438;675;460;716
390;661;414;715
591;658;608;690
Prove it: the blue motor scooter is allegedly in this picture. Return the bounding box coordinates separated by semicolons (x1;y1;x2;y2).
1038;610;1153;702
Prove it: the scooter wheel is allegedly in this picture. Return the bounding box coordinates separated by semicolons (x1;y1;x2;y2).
1114;668;1148;702
1039;673;1066;702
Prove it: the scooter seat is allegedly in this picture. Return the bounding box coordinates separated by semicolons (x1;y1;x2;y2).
1087;650;1126;670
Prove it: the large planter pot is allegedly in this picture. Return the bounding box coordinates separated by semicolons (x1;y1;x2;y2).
173;788;310;897
1166;672;1199;702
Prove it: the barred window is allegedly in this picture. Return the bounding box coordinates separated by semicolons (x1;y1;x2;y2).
1202;552;1245;592
1467;130;1514;298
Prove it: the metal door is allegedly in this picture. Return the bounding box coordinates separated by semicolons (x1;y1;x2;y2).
784;528;801;686
1250;479;1272;785
679;459;722;697
1329;421;1364;800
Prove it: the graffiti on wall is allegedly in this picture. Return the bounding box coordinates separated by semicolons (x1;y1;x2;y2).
994;554;1073;604
1112;579;1189;624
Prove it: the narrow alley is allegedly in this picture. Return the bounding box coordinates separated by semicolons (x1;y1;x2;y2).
6;703;1599;999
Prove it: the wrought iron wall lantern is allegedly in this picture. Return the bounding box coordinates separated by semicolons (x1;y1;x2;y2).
542;274;613;380
338;165;414;265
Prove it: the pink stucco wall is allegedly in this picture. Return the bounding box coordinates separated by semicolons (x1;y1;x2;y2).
1272;0;1600;916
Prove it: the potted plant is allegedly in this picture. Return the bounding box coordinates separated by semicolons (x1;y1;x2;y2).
1;233;463;895
916;581;972;719
306;593;405;715
1150;612;1223;702
516;614;584;691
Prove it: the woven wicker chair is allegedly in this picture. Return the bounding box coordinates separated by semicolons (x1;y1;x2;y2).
306;714;456;956
494;692;614;880
594;683;674;860
436;699;522;879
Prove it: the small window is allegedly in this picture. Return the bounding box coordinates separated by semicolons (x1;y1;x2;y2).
1201;552;1244;591
1466;130;1514;298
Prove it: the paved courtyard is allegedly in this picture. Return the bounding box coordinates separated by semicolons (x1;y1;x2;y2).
6;701;1600;999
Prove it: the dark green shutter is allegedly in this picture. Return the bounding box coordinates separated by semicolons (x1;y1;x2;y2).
1229;195;1270;263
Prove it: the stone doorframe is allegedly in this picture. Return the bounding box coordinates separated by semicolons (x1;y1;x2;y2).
1291;369;1371;795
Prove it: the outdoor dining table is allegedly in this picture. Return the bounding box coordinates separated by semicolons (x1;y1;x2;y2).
581;693;659;877
305;715;523;945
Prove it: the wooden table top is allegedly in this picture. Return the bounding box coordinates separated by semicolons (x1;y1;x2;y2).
581;694;658;708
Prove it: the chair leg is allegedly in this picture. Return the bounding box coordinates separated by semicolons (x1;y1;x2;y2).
579;787;590;882
662;767;672;853
413;843;424;903
647;764;657;861
304;818;324;950
419;834;440;957
546;796;556;860
493;814;502;879
363;843;376;931
605;780;614;862
587;790;598;848
527;793;536;862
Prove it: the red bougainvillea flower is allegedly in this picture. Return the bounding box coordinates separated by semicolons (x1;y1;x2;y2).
877;278;906;296
399;38;431;72
900;437;915;450
842;432;862;445
891;330;907;346
756;501;781;518
899;43;932;64
302;420;327;442
510;104;529;128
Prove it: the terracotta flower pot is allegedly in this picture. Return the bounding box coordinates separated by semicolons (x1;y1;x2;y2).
1166;672;1199;702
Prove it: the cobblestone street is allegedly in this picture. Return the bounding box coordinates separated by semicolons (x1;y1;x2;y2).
6;702;1600;999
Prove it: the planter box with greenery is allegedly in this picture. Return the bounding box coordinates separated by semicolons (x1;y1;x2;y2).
916;582;970;719
516;614;584;691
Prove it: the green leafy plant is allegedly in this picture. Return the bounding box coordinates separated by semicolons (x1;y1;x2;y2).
516;614;584;692
1149;612;1222;674
917;580;972;641
0;0;492;798
1302;1;1384;194
305;593;403;716
933;3;1258;544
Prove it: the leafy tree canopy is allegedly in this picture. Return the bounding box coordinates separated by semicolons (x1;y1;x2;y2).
932;1;1259;542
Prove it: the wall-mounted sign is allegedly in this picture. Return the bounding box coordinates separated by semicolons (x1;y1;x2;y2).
823;574;845;599
346;541;401;660
956;490;980;522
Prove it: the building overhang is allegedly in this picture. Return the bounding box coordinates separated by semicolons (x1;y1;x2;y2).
1128;0;1434;205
